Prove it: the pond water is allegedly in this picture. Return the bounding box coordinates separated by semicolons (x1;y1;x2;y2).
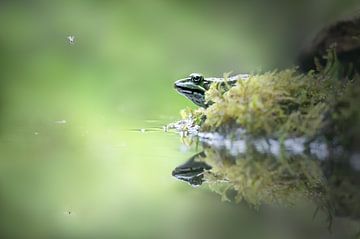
2;113;359;239
0;1;359;239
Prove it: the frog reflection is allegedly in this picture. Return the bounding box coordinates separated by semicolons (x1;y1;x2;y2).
172;152;211;186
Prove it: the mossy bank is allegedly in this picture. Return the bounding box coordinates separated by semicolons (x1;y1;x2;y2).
180;56;360;150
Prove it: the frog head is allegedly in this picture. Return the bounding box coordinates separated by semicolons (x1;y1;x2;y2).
174;73;211;107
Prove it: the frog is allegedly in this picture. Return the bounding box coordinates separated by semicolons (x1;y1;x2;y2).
174;73;250;108
172;151;211;186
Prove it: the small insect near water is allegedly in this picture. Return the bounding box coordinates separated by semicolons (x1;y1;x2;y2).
67;35;75;45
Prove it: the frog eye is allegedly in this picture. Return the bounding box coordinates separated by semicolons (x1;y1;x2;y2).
189;73;204;83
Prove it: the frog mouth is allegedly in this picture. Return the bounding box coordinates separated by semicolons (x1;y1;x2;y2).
174;85;205;95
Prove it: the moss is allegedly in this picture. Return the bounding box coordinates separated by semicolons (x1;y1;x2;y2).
326;78;360;150
204;69;329;138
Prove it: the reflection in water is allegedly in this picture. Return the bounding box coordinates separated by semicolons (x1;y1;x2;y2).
172;131;360;228
172;151;211;186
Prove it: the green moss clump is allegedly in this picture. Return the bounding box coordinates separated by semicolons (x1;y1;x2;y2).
204;68;340;138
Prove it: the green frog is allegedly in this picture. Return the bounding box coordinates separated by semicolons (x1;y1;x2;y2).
174;73;250;107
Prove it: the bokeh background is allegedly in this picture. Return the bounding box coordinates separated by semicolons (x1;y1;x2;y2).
0;1;359;238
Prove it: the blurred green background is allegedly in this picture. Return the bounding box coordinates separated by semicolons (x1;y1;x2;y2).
0;1;359;238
